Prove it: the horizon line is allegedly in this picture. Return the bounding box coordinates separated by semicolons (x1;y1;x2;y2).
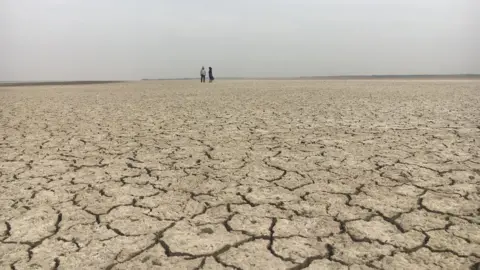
1;74;480;85
143;74;480;80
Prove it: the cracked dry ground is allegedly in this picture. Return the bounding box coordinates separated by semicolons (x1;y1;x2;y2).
0;80;479;270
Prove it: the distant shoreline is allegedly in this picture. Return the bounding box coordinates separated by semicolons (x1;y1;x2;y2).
2;74;479;87
0;81;124;87
299;74;480;80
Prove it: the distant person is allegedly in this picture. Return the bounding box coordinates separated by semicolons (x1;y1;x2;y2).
200;66;206;83
208;67;214;83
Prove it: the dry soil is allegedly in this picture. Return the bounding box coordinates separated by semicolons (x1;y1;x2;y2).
0;80;479;270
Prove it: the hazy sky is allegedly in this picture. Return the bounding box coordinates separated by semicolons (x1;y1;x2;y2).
1;0;479;80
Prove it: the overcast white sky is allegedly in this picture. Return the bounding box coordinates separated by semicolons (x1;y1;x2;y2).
1;0;479;80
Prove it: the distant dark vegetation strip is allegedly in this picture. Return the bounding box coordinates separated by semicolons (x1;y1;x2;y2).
0;81;125;87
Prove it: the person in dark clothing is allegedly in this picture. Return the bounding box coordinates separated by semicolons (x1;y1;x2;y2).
200;66;206;83
208;67;214;83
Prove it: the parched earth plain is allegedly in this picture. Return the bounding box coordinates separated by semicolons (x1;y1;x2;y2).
1;80;479;270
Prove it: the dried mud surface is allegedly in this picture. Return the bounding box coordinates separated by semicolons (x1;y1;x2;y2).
1;80;479;270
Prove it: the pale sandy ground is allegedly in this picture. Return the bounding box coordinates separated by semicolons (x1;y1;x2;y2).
1;80;479;270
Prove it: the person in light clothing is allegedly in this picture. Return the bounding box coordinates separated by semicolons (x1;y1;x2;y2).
200;67;206;83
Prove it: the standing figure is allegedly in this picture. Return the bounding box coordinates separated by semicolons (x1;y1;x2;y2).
208;67;214;83
200;66;206;83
